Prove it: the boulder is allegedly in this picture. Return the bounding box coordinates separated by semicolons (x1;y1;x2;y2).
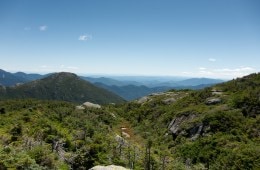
211;88;223;95
168;114;196;140
90;165;129;170
189;124;203;141
83;102;101;109
162;97;176;104
75;105;85;110
137;96;149;104
115;135;128;146
205;98;221;105
149;92;164;96
168;114;207;141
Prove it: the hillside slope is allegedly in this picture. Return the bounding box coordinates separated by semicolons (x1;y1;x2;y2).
0;99;129;169
117;73;260;169
0;73;259;169
0;72;125;104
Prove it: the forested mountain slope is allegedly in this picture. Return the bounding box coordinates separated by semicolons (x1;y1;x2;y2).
0;72;125;104
117;73;260;169
0;73;259;169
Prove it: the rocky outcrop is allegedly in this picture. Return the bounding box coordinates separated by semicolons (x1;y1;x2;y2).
162;97;176;104
90;165;129;170
83;102;101;109
137;96;150;104
115;135;128;147
205;98;221;105
189;124;203;141
75;105;85;110
211;88;223;95
168;114;196;140
149;92;164;96
76;102;101;110
168;114;205;140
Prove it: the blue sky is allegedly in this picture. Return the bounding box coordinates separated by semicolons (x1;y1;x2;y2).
0;0;260;79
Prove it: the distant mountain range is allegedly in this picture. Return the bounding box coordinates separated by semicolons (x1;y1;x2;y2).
0;69;26;86
83;76;224;100
13;72;44;81
84;75;224;87
0;72;124;104
0;69;225;100
82;77;139;86
94;83;172;100
0;69;44;86
94;83;217;100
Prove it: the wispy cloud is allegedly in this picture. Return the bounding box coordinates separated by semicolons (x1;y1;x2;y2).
39;25;48;31
214;67;254;72
214;66;255;76
216;66;255;78
208;58;216;62
78;34;92;41
182;66;256;79
199;67;206;70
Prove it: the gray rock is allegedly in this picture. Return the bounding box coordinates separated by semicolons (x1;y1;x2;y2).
205;98;221;105
211;88;223;95
162;97;176;104
83;102;101;109
212;91;223;95
168;114;196;140
90;165;129;170
149;92;164;96
115;134;128;146
137;96;149;104
168;114;195;139
190;124;203;141
75;105;85;110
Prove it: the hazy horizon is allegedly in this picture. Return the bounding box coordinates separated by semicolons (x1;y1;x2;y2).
1;68;235;81
1;0;259;79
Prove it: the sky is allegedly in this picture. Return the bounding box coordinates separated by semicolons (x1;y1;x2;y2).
0;0;260;79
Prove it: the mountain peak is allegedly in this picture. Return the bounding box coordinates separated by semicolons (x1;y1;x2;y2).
0;71;125;104
47;72;78;79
